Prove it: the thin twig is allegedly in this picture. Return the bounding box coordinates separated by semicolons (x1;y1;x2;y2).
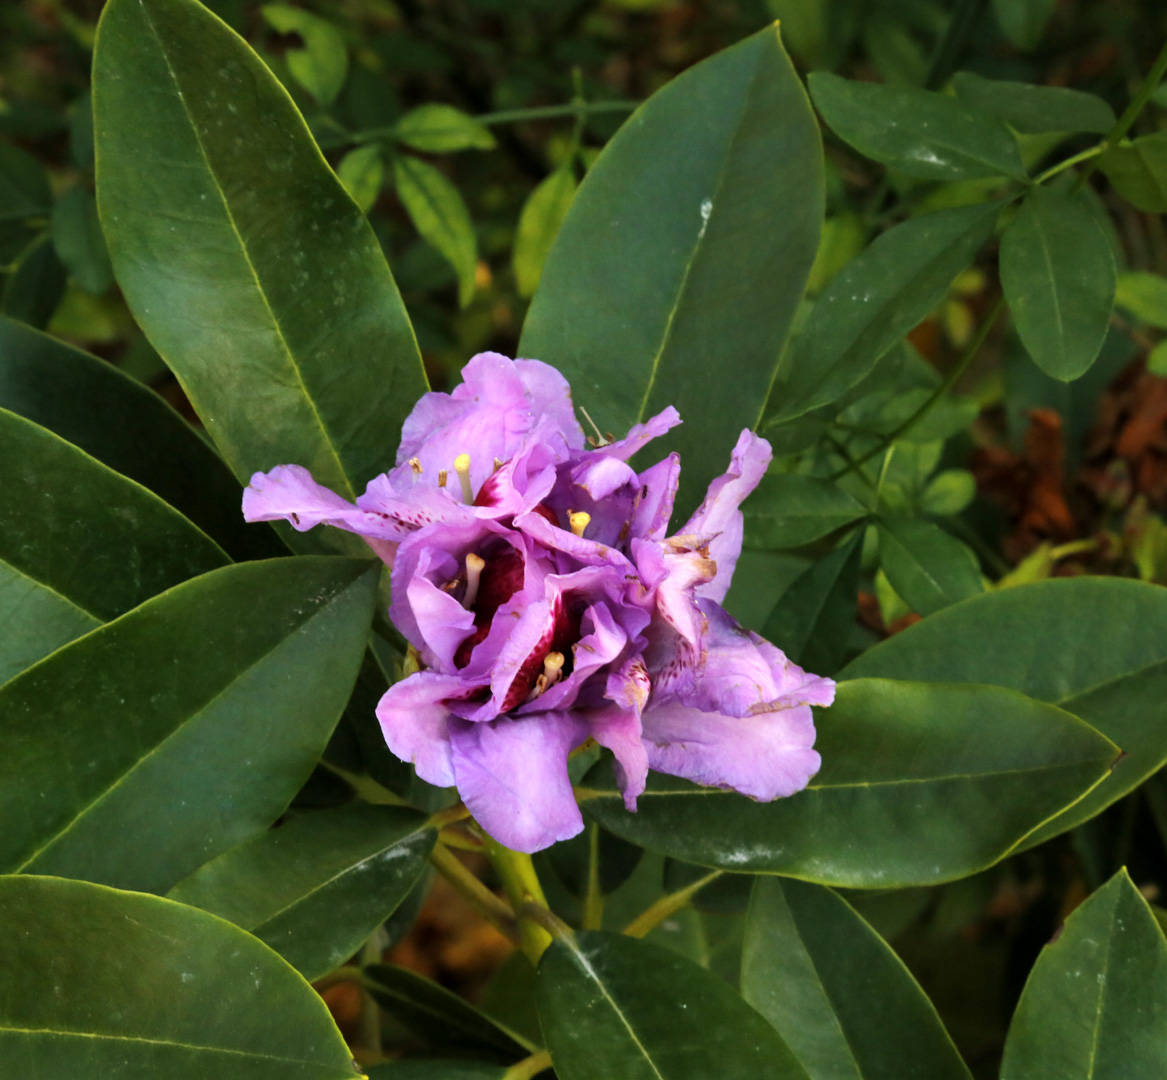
502;1049;553;1080
429;843;521;944
622;871;723;939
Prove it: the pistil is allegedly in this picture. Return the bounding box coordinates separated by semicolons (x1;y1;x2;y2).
454;453;474;503
569;511;591;538
462;553;486;609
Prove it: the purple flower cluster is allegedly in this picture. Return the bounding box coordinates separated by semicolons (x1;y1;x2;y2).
244;354;834;852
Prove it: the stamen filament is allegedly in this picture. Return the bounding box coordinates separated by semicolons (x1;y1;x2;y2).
542;651;565;685
569;511;591;538
463;553;485;609
454;453;474;503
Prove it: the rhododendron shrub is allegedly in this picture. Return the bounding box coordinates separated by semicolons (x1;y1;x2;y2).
2;0;1162;1076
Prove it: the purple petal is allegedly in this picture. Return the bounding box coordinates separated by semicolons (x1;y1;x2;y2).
641;700;821;801
405;547;476;672
571;455;638;502
682;600;836;718
630;453;680;541
377;673;464;787
516;509;638;573
514;359;586;451
243;465;405;540
449;712;587;852
678;430;773;603
598;406;682;461
590;703;648;810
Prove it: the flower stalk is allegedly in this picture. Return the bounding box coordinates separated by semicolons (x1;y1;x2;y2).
486;836;555;962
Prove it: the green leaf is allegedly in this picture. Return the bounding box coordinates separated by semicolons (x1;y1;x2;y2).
513;165;576;299
168;804;434;981
1115;270;1167;328
742;877;972;1080
772;202;1001;422
0;140;51;217
762;529;863;674
94;0;426;504
1097;132;1167;213
538;930;809;1080
841;577;1167;843
393;104;497;152
0;315;279;561
0;409;228;683
1000;870;1167;1079
951;72;1115;135
364;963;533;1058
50;185;113;295
261;4;348;105
1;232;66;328
919;469;976;515
992;0;1057;51
807;73;1026;181
0;875;361;1079
393;155;478;308
582;678;1117;886
0;557;378;893
366;1065;505;1080
336;145;384;214
744;474;868;550
877;516;983;616
1000;186;1116;381
520;26;823;516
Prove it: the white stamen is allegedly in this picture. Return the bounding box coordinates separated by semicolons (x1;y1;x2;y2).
462;553;485;609
579;406;610;447
454;453;474;503
569;511;591;538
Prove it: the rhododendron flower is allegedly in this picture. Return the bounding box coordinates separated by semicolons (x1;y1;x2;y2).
244;353;835;852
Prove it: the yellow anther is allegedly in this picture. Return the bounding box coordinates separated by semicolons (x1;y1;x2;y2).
543;651;565;685
409;457;423;483
454;453;474;503
438;469;448;488
569;511;591;538
463;553;485;610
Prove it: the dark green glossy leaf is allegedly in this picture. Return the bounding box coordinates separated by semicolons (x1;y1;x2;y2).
1097;132;1167;213
521;26;822;515
544;822;643;898
876;516;983;616
0;408;228;683
992;0;1057;51
1115;271;1167;328
762;529;863;674
0;315;279;561
1000;870;1167;1079
260;4;348;105
742;877;971;1080
771;202;1001;422
393;104;497;152
168;804;435;981
50;185;113;295
538;930;809;1080
0;557;378;893
951;72;1115;135
744;474;868;550
364;964;533;1058
2;233;66;328
393;155;477;308
1000;187;1116;381
513;165;576;299
94;0;427;502
582;678;1117;886
0;875;361;1079
808;73;1025;181
841;577;1167;843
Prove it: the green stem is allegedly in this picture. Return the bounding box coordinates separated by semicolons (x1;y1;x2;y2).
582;823;605;931
359;929;385;1059
1032;145;1104;186
333;99;640;150
486;838;555;962
429;843;521;944
1076;36;1167;191
623;871;723;939
503;1049;553;1080
426;802;470;831
829;295;1006;482
312;964;363;992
